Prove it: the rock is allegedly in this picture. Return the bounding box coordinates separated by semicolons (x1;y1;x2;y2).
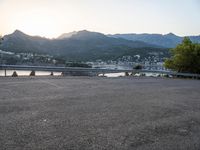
12;71;18;77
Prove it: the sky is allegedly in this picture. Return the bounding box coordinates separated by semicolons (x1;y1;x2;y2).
0;0;200;38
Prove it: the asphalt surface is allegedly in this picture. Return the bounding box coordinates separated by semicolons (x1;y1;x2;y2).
0;77;200;150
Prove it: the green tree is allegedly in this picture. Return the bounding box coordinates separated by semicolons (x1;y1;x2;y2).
164;37;200;74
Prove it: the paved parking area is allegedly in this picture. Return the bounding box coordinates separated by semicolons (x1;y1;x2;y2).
0;77;200;150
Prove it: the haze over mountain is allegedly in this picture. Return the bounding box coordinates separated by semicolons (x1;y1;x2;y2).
58;31;200;48
108;33;200;48
0;30;168;61
57;31;77;39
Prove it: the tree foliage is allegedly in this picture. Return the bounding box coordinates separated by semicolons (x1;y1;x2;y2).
164;37;200;74
133;64;143;70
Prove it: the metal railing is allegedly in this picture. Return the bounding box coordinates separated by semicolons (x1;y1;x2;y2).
0;65;134;76
0;64;200;78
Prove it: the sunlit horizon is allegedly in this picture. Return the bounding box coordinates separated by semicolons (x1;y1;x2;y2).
1;0;200;38
4;29;200;40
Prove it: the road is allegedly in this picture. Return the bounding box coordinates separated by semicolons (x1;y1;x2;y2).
0;77;200;150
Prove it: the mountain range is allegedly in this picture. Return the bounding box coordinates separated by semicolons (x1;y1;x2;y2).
108;33;200;48
0;30;199;61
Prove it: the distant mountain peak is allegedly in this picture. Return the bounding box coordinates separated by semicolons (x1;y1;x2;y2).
165;32;176;36
13;29;24;34
58;30;102;39
69;30;106;39
58;31;77;39
77;30;89;33
12;30;27;37
75;30;102;35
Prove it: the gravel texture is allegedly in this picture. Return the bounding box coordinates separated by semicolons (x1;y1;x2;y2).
0;77;200;150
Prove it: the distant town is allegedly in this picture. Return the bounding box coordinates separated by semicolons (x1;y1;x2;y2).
0;49;166;70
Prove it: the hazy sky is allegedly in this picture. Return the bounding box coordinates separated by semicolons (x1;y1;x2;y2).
0;0;200;38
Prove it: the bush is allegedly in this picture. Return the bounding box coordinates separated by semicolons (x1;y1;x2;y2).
133;64;143;70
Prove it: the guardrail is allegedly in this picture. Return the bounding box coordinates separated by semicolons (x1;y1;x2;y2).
0;65;200;79
0;65;135;76
140;69;200;78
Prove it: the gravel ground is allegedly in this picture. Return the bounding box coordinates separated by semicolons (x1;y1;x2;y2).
0;76;200;150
